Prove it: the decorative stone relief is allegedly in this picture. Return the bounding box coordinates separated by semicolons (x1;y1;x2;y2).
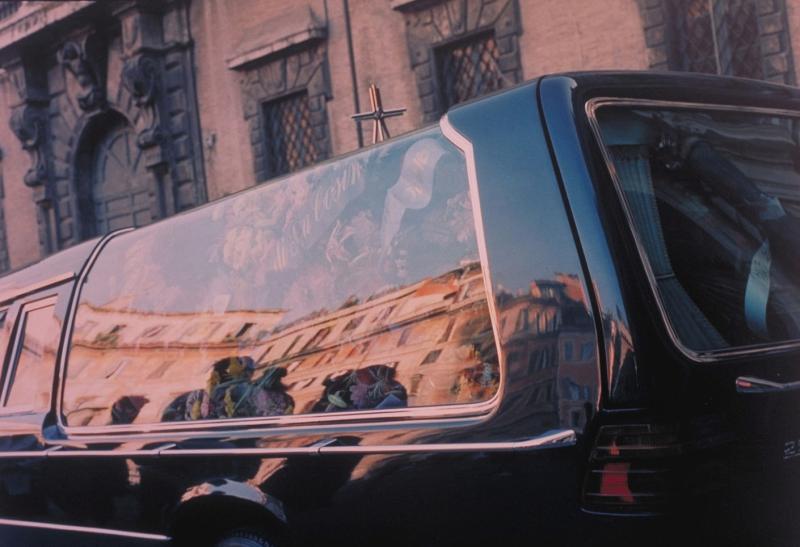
6;57;49;192
4;55;57;254
9;104;47;187
2;0;207;254
121;53;163;148
58;37;106;111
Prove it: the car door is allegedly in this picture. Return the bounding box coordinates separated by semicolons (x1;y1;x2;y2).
0;295;63;544
539;73;800;544
0;285;139;547
586;96;800;544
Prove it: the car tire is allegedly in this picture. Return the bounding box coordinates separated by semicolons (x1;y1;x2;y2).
214;529;277;547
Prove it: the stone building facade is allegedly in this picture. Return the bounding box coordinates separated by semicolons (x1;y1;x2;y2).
0;0;797;271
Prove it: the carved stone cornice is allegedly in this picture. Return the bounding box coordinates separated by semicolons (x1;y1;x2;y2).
114;1;167;57
0;1;93;52
9;104;47;187
226;8;327;70
390;0;440;11
122;53;163;149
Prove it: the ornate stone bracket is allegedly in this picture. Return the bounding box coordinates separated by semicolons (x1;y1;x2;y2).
58;39;106;111
9;104;48;187
122;53;163;150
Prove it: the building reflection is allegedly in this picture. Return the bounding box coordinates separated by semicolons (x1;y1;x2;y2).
493;273;597;434
65;261;497;426
252;272;601;488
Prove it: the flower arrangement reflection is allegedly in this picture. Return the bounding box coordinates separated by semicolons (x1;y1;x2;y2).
451;360;499;404
311;364;408;413
162;357;294;421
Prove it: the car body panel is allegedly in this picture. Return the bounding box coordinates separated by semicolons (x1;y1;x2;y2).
0;72;797;546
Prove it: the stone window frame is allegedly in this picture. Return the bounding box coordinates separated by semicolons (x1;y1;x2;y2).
396;0;523;123
639;0;796;85
433;28;507;112
261;89;321;179
236;42;332;183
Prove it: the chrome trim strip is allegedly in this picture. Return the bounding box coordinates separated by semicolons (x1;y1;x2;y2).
60;415;482;444
48;449;162;458
0;429;576;458
736;375;800;394
0;272;76;305
0;296;59;406
55;228;134;432
440;112;507;409
63;400;495;438
585;97;800;364
318;428;576;454
0;451;47;458
0;517;170;541
57;127;505;439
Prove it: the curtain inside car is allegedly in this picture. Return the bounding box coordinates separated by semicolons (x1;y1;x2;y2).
610;145;728;351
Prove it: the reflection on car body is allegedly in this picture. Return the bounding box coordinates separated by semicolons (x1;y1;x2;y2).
0;72;798;547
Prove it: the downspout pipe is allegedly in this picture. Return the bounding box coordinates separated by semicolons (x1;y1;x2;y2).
343;0;364;148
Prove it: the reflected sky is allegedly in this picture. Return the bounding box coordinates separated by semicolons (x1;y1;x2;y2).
79;128;477;325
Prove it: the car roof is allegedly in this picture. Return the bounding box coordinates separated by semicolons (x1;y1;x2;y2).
0;238;98;304
541;70;800;108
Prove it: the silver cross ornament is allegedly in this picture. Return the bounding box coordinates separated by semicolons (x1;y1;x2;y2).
352;84;406;144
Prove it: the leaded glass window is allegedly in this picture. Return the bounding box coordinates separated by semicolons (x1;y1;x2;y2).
673;0;764;79
435;32;506;111
263;92;319;178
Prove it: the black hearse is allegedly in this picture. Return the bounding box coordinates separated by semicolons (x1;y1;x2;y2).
0;72;798;547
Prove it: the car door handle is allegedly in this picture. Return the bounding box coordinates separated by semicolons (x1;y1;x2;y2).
736;376;800;394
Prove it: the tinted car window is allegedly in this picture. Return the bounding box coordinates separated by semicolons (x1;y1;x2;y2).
64;127;499;427
3;300;59;411
594;104;800;352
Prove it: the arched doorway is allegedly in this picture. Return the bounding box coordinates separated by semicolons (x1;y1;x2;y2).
75;110;153;238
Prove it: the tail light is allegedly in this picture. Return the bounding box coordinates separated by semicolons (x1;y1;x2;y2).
582;423;684;514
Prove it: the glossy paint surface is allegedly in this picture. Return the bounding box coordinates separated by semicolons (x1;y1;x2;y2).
1;71;797;546
539;76;638;405
0;78;599;546
542;72;800;544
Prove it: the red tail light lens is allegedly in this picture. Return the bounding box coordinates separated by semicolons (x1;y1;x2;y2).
583;424;683;514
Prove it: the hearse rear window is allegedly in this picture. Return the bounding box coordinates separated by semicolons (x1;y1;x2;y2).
64;127;499;428
593;103;800;353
